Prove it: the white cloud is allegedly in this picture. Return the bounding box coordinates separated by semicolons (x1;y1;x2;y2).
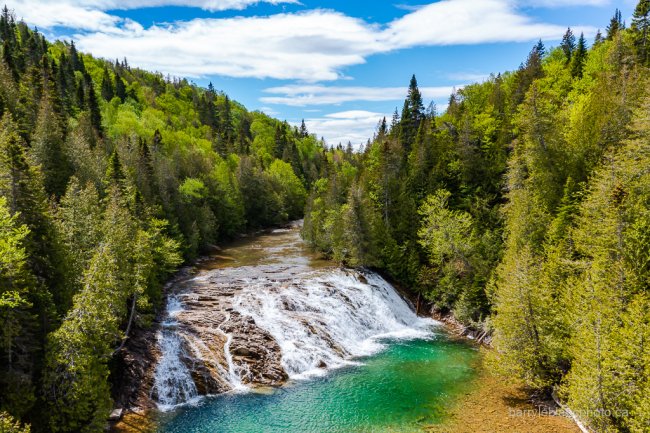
521;0;610;7
383;0;573;48
261;84;458;106
302;110;387;148
11;0;595;81
75;11;382;81
11;0;298;31
13;3;119;32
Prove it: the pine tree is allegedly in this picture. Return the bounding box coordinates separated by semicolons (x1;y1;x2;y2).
114;72;126;103
299;119;309;138
100;67;113;102
570;33;588;78
30;90;72;198
560;27;576;63
632;0;650;65
594;29;604;46
606;8;625;40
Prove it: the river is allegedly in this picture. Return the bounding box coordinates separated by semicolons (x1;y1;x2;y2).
149;222;479;432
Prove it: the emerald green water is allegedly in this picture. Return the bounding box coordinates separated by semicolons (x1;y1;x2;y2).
157;336;478;433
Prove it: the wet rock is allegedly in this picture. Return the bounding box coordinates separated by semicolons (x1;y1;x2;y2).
231;346;258;358
111;325;160;410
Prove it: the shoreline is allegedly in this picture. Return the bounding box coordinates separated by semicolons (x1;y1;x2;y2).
111;232;578;433
426;314;582;433
425;347;581;433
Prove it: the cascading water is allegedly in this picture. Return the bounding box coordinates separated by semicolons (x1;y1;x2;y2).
151;296;199;411
232;269;437;379
216;313;248;391
149;225;478;433
149;224;439;414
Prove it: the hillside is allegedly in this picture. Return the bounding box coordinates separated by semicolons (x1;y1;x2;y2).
303;7;650;432
0;8;326;432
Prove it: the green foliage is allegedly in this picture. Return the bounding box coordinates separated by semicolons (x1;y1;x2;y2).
267;159;307;220
0;412;30;433
0;196;36;419
304;7;650;432
0;14;322;431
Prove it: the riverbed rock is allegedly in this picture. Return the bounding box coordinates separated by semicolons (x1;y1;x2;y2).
111;325;161;410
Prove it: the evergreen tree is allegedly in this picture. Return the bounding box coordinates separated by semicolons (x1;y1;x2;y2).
299;119;309;138
218;95;233;152
560;27;576;63
85;76;102;135
606;8;624;40
594;29;604;46
570;33;588;78
114;72;126;103
30;90;72;198
632;0;650;65
0;196;37;419
99;67;113;102
399;74;425;152
105;149;126;188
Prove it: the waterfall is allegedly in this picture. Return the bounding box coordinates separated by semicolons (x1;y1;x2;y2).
217;313;248;391
150;267;437;410
232;269;437;379
151;296;200;411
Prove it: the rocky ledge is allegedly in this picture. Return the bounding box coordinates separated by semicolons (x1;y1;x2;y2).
112;267;290;412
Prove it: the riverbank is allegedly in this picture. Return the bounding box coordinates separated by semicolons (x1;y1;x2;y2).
426;348;580;433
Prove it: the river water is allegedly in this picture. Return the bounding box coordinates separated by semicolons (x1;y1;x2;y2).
154;222;479;432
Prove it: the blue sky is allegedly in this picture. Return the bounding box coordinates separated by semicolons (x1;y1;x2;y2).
10;0;636;146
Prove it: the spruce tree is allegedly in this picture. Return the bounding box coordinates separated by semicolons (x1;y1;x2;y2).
84;75;102;135
632;0;650;65
114;72;126;103
594;29;604;45
105;149;126;188
570;33;588;78
99;67;113;102
299;119;308;138
30;90;72;198
560;27;576;63
606;8;624;40
399;75;424;153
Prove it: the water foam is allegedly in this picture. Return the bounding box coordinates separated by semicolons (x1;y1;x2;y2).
232;269;437;379
151;296;200;411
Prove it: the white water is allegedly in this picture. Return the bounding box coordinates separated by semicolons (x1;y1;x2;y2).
151;296;200;411
151;267;438;410
232;269;437;379
216;312;248;391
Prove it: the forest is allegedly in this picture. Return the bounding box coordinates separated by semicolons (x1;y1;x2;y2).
0;8;327;432
303;3;650;432
2;1;650;432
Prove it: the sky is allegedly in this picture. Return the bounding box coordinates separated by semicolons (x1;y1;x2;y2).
8;0;637;147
